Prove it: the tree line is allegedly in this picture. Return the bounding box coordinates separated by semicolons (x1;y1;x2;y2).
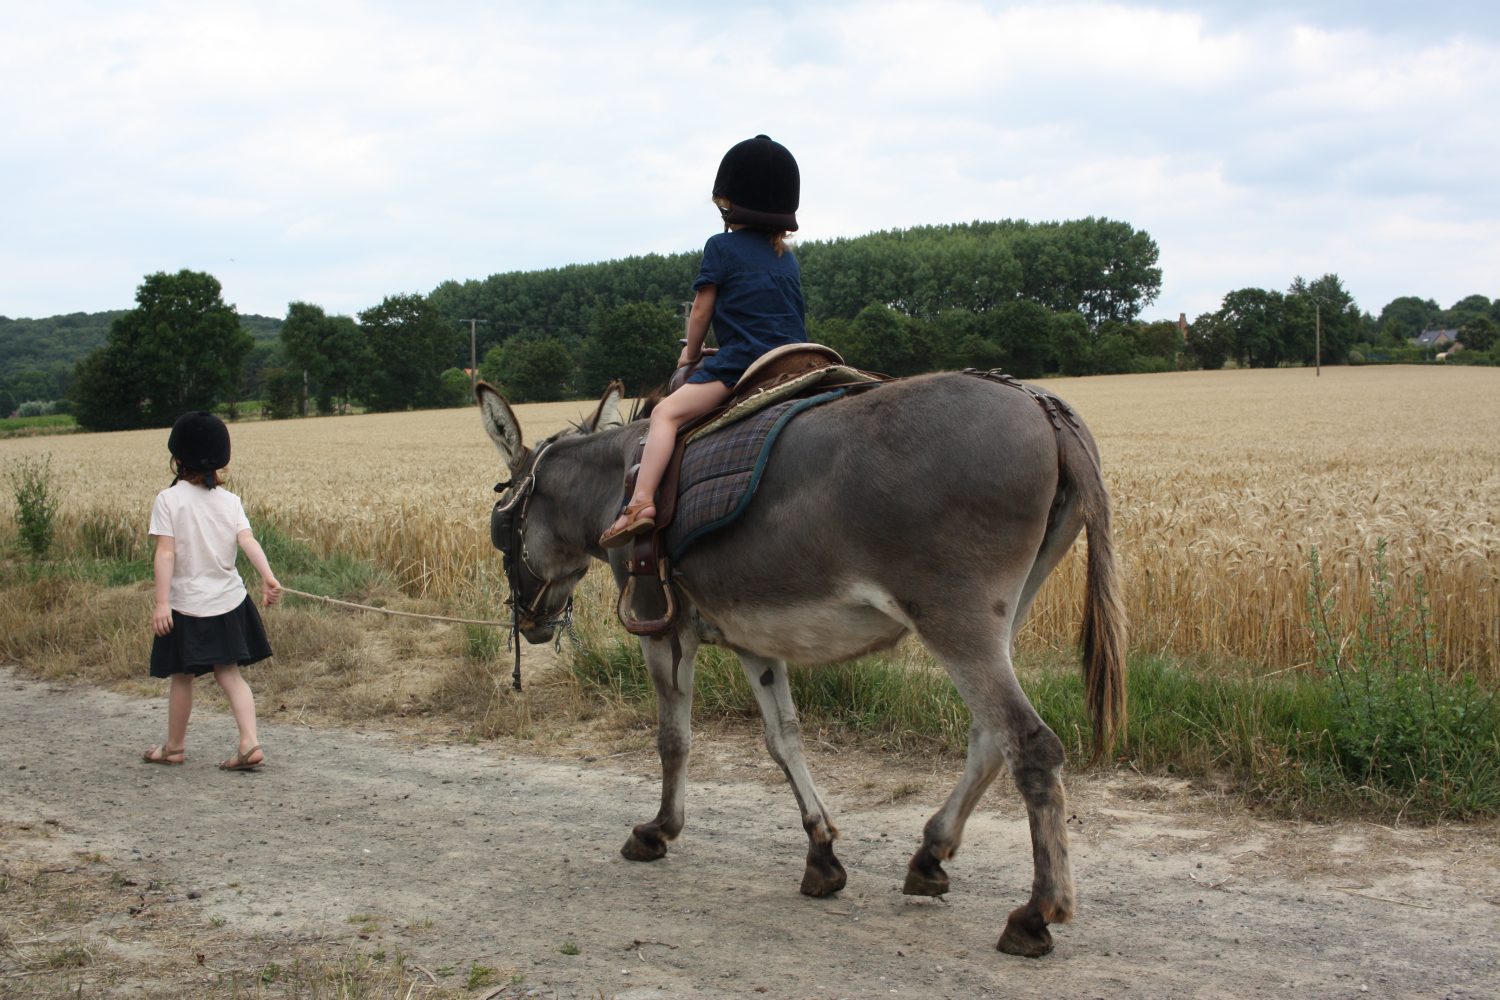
11;215;1496;428
1186;277;1499;370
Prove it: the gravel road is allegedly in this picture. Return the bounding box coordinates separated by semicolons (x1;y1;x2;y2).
3;667;1497;999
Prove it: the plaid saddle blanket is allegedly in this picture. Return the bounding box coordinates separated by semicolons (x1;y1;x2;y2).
664;389;845;562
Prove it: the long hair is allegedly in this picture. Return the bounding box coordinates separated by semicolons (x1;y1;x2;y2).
170;458;222;489
713;197;792;256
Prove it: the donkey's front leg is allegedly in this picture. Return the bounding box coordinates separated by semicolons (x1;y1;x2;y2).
621;630;699;862
735;652;846;897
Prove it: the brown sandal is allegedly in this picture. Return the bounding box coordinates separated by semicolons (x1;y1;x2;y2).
599;498;656;549
218;745;265;771
142;745;185;765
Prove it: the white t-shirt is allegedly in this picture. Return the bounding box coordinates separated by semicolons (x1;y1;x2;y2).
148;481;251;617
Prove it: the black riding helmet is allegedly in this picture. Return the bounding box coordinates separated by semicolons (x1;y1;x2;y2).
168;411;231;473
712;134;799;232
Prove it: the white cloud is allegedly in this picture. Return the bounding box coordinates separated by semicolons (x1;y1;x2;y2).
2;0;1498;321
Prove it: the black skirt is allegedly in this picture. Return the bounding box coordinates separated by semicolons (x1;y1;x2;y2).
149;595;273;678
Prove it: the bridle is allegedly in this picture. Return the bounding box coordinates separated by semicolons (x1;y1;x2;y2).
491;437;575;690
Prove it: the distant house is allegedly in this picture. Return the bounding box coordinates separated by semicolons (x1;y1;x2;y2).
1414;328;1459;348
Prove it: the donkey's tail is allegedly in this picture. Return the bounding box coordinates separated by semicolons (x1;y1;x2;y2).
1066;430;1128;762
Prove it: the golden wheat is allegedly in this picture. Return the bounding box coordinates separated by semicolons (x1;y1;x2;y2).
2;368;1496;677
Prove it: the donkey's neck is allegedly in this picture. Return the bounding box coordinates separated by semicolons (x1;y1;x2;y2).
548;420;644;551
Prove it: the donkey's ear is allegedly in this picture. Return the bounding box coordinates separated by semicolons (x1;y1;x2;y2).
583;380;627;432
476;381;524;471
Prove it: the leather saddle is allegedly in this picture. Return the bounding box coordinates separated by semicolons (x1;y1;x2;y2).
667;342;846;399
617;343;880;636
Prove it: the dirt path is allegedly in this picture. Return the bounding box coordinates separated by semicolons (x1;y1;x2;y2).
3;667;1498;1000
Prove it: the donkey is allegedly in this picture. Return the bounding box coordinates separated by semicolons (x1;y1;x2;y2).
476;371;1125;956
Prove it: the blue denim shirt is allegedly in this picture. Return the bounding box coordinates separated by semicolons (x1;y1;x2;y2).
689;228;807;386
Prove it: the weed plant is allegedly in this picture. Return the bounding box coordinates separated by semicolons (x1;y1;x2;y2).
1305;545;1500;817
6;453;60;559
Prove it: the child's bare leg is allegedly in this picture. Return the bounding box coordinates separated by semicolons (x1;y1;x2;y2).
604;380;731;538
167;673;193;749
144;672;194;761
213;665;262;759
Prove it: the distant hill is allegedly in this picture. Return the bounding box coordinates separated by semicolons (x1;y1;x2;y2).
0;311;124;375
0;311;282;373
0;311;282;407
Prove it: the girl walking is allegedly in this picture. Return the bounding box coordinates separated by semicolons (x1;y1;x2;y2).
141;411;282;771
601;134;808;547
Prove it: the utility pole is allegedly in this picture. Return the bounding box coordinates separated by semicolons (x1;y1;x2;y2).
1299;289;1326;377
1315;302;1322;378
460;319;485;389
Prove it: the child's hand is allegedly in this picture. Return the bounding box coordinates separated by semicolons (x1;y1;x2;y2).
262;577;283;607
677;346;701;368
152;603;174;637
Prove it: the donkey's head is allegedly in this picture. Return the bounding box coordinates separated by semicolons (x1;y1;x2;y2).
476;380;627;643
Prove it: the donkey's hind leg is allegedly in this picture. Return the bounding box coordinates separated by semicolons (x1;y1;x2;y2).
621;630;699;862
736;651;846;897
908;628;1073;957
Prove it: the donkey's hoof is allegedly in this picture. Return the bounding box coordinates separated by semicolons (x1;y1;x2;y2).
621;826;668;862
800;851;847;898
902;853;949;896
997;903;1054;958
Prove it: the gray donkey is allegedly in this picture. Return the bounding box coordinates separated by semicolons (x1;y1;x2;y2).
476;371;1126;957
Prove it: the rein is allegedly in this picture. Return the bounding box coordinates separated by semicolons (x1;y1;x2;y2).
492;438;575;690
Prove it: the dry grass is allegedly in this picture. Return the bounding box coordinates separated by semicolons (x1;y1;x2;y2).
2;368;1496;680
1025;366;1499;677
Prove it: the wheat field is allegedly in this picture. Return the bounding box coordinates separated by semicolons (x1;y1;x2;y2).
3;366;1496;677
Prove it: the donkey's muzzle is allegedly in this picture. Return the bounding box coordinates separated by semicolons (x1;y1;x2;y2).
518;620;557;645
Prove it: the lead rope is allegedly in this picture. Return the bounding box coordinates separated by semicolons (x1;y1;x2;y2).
280;587;509;627
281;586;578;693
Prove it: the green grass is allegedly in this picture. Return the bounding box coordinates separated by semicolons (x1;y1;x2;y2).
572;634;973;751
245;516;398;602
0;414;77;438
568;553;1500;823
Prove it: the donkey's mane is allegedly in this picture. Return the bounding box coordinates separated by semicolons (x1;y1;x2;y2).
630;382;670;422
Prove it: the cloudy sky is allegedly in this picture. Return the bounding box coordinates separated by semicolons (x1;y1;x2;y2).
3;1;1496;323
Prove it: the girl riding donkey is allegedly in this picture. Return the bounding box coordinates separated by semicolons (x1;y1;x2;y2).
142;411;283;771
600;134;808;547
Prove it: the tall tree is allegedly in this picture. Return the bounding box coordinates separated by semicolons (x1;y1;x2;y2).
986;299;1057;378
1459;315;1498;352
577;302;679;396
1376;295;1441;344
1443;294;1493;331
823;304;926;376
280;302;366;414
1287;274;1359;365
1218;287;1287;368
1185;311;1233;370
72;270;248;431
483;336;576;402
280;302;329;415
356;294;457;411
